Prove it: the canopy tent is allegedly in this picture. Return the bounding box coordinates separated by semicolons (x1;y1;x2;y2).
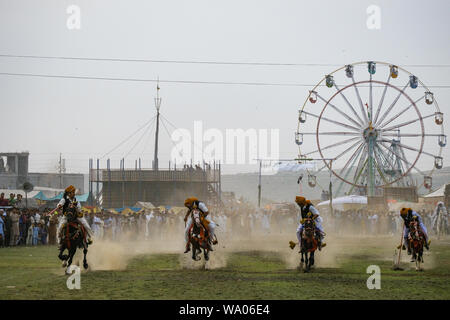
133;201;155;210
168;206;187;215
424;184;446;198
33;192;89;202
317;195;367;210
81;206;102;214
115;207;144;215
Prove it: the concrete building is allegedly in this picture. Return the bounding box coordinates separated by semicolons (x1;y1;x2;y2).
0;152;84;192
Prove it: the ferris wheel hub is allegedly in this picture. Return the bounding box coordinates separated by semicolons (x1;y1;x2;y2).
363;125;378;141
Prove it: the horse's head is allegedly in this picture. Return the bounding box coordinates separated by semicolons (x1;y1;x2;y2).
303;217;315;237
191;209;202;228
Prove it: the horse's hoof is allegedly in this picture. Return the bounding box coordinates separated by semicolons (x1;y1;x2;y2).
83;263;88;270
62;261;67;268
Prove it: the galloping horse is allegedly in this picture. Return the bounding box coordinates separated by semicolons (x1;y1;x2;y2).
408;218;425;271
189;209;211;261
58;212;89;273
300;217;318;272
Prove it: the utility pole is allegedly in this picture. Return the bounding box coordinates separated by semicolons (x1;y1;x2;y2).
258;160;262;208
59;153;62;189
329;159;333;216
153;81;161;171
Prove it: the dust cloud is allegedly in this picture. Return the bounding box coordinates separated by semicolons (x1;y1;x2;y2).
65;217;441;272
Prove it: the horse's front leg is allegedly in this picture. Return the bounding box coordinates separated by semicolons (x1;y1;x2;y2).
83;244;88;270
310;251;315;267
58;243;69;266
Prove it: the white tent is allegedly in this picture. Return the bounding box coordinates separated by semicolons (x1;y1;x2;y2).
317;195;367;210
133;201;155;210
424;184;446;198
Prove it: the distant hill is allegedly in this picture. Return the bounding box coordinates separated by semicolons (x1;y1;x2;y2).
221;166;450;205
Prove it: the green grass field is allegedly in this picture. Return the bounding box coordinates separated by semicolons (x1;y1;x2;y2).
1;236;449;300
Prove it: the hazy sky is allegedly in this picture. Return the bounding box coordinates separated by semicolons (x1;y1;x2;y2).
0;0;449;175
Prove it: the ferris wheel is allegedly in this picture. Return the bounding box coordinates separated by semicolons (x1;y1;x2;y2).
296;61;446;197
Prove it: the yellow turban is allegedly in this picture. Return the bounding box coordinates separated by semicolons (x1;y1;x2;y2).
295;196;306;205
184;197;199;207
65;185;76;193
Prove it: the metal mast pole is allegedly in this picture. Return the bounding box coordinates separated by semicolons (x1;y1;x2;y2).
153;81;162;171
258;160;262;208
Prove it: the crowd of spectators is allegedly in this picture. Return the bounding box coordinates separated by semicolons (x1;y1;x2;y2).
1;193;448;249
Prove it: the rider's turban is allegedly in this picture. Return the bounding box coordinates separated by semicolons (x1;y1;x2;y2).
65;185;76;193
400;207;411;217
184;197;199;207
295;196;306;206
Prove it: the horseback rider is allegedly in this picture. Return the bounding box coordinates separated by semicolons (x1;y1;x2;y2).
55;185;93;246
295;196;326;251
431;201;448;234
183;197;217;253
399;207;430;255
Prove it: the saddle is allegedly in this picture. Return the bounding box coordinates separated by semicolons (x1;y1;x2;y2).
60;214;87;248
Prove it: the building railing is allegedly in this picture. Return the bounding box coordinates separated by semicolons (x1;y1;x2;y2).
89;168;220;183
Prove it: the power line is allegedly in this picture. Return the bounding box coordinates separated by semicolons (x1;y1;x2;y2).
1;54;450;68
1;71;450;88
99;115;156;159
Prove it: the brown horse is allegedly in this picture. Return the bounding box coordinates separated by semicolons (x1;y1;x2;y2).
408;218;425;271
300;217;318;272
58;213;89;273
189;209;211;261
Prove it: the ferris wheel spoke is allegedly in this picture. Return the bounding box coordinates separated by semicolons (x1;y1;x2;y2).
369;74;374;122
353;151;368;187
379;141;427;176
381;113;435;132
335;143;365;195
337;143;365;180
300;110;361;131
304;137;361;156
333;83;365;126
316;139;362;172
372;147;390;184
316;93;363;128
351;76;370;125
381;133;440;138
302;132;361;136
373;74;391;125
374;82;409;127
379;96;425;129
374;144;401;179
378;139;433;158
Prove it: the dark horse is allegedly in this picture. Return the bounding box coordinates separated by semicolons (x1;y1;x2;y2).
189;209;211;261
58;212;89;273
300;217;318;272
408;218;425;271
